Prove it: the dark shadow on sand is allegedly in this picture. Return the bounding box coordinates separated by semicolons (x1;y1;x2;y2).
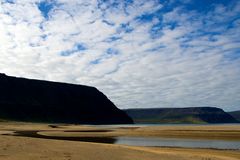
13;130;116;144
64;130;112;132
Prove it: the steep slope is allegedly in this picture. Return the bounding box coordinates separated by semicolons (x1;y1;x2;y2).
228;111;240;122
0;73;133;124
124;107;238;124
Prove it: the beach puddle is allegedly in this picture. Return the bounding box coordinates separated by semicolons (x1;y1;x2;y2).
114;136;240;150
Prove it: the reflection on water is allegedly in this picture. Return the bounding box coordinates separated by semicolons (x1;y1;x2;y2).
114;137;240;150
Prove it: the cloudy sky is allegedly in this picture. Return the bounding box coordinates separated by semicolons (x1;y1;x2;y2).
0;0;239;111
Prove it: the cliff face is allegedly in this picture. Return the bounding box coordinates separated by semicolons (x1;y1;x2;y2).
0;73;133;124
124;107;238;124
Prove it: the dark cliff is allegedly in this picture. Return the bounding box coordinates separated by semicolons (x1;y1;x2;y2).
0;73;133;124
124;107;238;124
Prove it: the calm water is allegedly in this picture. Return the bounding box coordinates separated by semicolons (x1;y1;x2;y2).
13;130;240;150
12;124;240;150
114;136;240;150
95;124;240;150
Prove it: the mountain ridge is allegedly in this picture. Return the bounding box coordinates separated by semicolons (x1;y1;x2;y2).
0;73;133;124
228;111;240;122
124;107;239;124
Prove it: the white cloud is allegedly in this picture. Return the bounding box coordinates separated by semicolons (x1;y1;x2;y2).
0;0;239;111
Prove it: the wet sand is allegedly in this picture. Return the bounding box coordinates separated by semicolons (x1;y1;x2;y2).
0;122;239;160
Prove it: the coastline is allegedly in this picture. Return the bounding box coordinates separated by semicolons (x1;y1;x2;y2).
0;122;240;160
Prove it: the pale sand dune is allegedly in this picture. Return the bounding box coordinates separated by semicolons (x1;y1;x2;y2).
0;122;239;160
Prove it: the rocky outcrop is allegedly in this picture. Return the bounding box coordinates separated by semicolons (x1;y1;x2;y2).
0;73;133;124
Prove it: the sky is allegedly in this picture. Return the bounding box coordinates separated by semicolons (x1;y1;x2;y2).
0;0;239;111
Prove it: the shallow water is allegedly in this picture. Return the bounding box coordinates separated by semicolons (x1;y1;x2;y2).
114;136;240;150
13;130;240;150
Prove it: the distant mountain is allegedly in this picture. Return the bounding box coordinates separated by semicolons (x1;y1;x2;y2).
0;73;133;124
124;107;239;124
228;111;240;122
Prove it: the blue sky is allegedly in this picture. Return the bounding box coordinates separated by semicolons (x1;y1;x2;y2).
0;0;239;111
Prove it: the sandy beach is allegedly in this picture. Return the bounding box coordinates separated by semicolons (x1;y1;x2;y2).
0;122;239;160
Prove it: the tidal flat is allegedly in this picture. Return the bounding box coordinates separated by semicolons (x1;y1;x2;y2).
0;122;240;160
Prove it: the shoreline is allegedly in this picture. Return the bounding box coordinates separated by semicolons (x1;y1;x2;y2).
0;122;240;160
0;135;239;160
